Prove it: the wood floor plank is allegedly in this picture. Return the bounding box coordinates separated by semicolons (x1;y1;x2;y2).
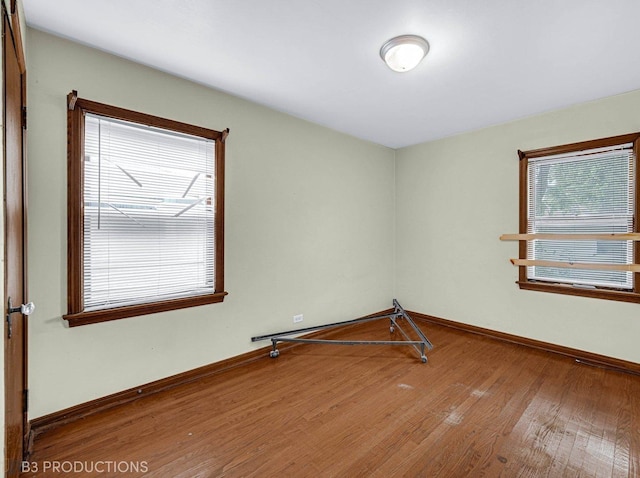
450;349;556;477
564;366;610;477
630;373;640;477
357;331;505;475
582;369;627;478
22;319;640;478
396;342;559;477
544;363;591;477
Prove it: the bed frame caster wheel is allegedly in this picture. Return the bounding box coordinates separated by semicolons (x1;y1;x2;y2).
421;356;427;363
270;349;280;358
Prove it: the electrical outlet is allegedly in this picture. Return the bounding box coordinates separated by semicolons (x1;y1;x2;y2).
293;314;304;324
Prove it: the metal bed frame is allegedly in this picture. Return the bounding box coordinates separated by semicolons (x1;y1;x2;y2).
251;299;433;363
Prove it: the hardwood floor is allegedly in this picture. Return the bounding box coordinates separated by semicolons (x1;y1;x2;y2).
22;318;640;477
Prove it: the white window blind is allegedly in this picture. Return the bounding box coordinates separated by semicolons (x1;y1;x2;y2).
527;143;635;289
83;113;216;310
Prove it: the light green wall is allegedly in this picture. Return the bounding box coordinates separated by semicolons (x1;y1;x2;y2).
396;89;640;364
26;28;395;418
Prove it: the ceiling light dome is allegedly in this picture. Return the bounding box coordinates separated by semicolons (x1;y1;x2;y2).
380;35;429;73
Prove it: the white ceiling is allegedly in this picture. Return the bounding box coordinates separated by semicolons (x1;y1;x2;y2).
22;0;640;149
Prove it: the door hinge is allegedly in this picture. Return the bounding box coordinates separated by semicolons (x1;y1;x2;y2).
22;106;27;130
23;389;29;413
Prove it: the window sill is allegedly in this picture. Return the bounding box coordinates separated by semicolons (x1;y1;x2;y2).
517;281;640;304
63;292;228;327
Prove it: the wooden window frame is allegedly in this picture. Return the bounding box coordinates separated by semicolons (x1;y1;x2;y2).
64;93;228;326
517;132;640;304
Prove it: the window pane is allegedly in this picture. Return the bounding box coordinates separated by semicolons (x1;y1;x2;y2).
527;146;634;289
83;114;216;310
531;150;631;217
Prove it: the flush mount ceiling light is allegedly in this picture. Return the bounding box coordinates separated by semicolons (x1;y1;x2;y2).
380;34;429;73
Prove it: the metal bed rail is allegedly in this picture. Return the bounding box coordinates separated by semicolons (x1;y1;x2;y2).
251;300;433;363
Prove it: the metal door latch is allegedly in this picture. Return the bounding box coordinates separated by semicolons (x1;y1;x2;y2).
6;297;35;339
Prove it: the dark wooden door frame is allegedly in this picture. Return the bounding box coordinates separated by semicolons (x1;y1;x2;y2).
3;2;28;476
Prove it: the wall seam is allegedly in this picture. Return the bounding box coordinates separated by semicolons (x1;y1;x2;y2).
392;147;397;300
